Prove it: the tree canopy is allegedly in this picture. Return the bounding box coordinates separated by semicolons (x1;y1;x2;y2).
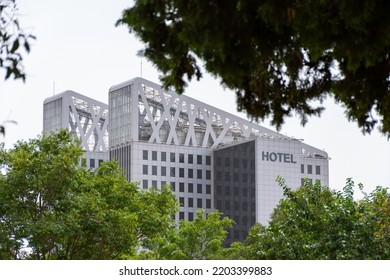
0;130;177;259
118;0;390;136
242;178;390;260
0;0;35;81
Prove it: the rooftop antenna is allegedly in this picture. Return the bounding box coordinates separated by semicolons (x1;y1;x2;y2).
53;82;56;96
140;59;143;77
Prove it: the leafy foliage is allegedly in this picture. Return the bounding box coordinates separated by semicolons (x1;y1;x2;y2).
119;0;390;136
0;0;35;81
0;130;177;259
244;177;390;259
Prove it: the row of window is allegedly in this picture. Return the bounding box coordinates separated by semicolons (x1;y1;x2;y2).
142;180;212;194
215;185;255;197
215;171;255;183
215;157;255;169
178;211;212;221
301;164;321;175
81;158;104;168
179;197;212;209
143;150;211;165
142;165;211;179
300;178;321;186
216;200;254;212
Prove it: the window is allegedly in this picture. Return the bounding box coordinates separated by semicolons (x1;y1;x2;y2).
170;152;175;162
234;187;239;196
234;173;239;182
81;158;86;167
143;165;148;175
242;174;248;183
188;183;193;193
216;157;221;166
206;156;211;165
188;168;193;178
216;200;222;209
197;198;203;208
161;181;166;186
242;202;248;211
179;168;184;177
161;152;166;161
188;154;193;164
206;185;211;194
234;201;239;211
301;164;304;174
90;158;95;168
152;151;157;161
98;159;103;167
233;158;239;168
225;201;230;210
197;155;202;165
316;165;321;175
179;153;184;163
152;180;157;187
216;171;222;180
179;182;185;192
142;180;148;189
161;166;166;176
242;188;248;197
206;170;211;180
197;184;202;194
206;199;211;209
170;167;175;177
179;212;185;220
242;159;247;168
143;150;148;160
188;212;194;221
225;172;230;181
197;169;202;179
225;158;230;167
179;197;185;207
216;185;222;195
188;197;193;207
308;165;313;174
225;186;231;196
170;182;176;191
152;165;157;176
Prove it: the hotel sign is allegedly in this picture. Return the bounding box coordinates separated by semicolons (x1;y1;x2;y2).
262;151;297;164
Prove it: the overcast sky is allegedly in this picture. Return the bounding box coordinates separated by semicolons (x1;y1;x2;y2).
1;0;389;196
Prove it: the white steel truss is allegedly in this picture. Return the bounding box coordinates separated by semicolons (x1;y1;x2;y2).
109;77;292;149
43;90;109;152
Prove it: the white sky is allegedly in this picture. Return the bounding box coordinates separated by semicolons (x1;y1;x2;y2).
1;0;389;196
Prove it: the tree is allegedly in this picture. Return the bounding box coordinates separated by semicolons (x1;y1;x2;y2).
244;177;390;259
0;0;35;81
148;210;234;260
118;1;390;136
0;130;177;259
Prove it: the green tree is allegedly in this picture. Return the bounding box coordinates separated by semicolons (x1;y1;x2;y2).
118;0;390;136
0;0;35;81
149;210;234;260
0;130;177;259
244;178;390;259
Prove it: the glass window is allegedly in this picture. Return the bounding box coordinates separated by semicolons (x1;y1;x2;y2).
301;164;304;174
170;152;175;162
188;154;193;164
152;151;157;161
152;165;157;175
216;200;222;209
206;156;211;165
197;155;202;165
170;167;175;177
206;184;211;194
188;183;193;193
225;158;230;167
143;150;148;160
188;212;194;221
242;159;247;168
179;197;185;207
197;184;202;194
234;201;239;211
143;165;148;175
242;174;248;183
179;182;185;192
170;182;176;191
233;158;239;168
188;168;193;178
161;152;166;161
242;188;248;197
197;198;203;208
98;159;103;167
234;187;239;196
225;186;231;196
188;197;193;207
197;169;202;179
216;185;222;195
242;202;248;211
81;158;86;167
206;170;211;180
142;180;148;189
216;171;222;180
308;165;313;174
161;181;166;187
225;201;230;210
179;168;184;177
90;158;95;168
179;212;185;220
316;165;321;175
206;199;211;209
179;153;184;163
225;172;230;181
152;180;157;187
161;166;166;176
216;156;221;166
234;173;239;182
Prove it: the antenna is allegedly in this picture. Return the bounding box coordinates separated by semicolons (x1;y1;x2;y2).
140;59;143;77
53;82;56;96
